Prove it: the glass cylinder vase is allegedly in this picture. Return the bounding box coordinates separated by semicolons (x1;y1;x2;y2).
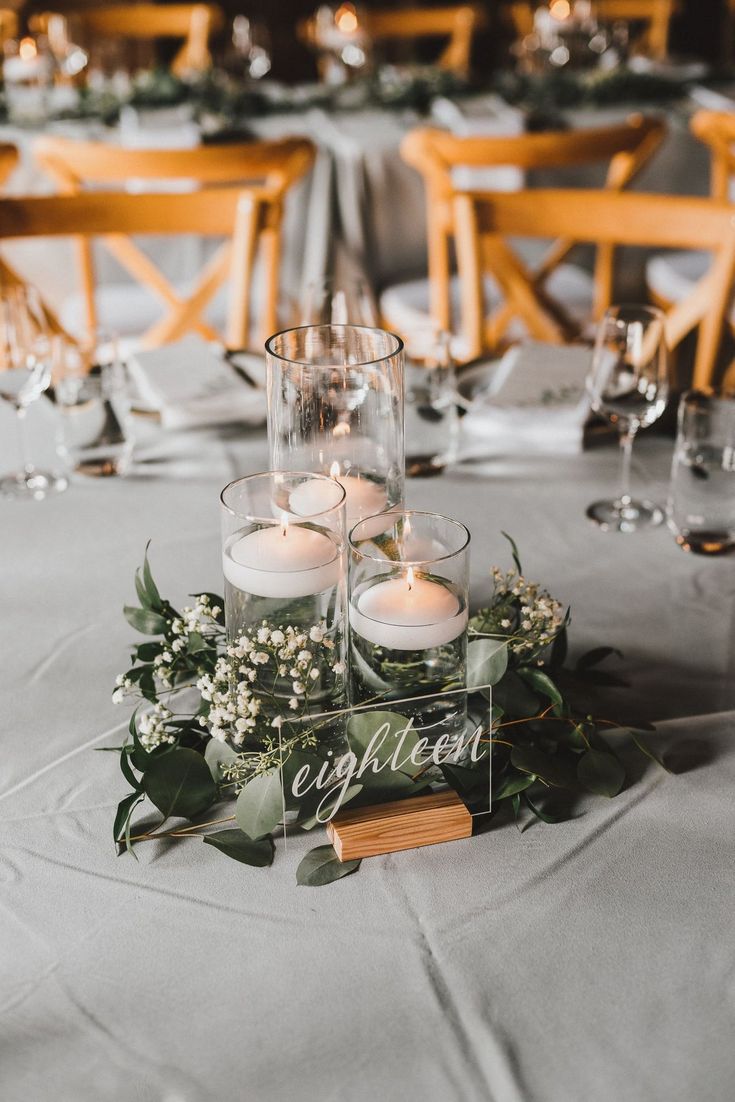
266;325;404;539
220;472;348;746
349;510;470;746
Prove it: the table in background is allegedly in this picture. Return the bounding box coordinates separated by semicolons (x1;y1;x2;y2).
2;418;734;1102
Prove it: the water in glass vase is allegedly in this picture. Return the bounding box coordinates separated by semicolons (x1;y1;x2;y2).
668;443;735;555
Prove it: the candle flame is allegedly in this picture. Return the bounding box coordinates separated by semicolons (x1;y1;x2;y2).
335;3;358;33
404;516;412;537
329;461;341;479
407;566;415;592
550;0;571;20
280;511;289;537
333;421;351;438
19;37;38;61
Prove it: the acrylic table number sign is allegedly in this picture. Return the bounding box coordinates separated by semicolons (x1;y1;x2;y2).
266;325;405;533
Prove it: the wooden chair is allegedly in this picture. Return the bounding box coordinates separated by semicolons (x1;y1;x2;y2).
508;1;675;60
31;4;224;76
32;136;316;348
0;188;298;350
299;5;483;78
0;8;18;44
383;115;665;351
452;188;735;389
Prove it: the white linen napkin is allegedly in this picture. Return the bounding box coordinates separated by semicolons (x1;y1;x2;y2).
458;341;592;459
127;336;267;430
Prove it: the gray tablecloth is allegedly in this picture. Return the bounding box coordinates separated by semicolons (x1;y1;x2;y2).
2;419;734;1102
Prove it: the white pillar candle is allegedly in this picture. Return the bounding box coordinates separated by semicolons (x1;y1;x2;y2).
350;568;468;651
223;515;340;599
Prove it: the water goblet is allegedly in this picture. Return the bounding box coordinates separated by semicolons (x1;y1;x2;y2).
586;304;669;532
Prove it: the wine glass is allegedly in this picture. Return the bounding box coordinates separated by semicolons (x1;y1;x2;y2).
586;304;669;532
0;287;67;500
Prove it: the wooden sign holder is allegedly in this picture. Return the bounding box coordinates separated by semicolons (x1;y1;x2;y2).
327;790;473;861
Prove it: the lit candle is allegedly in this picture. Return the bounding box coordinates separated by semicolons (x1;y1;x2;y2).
223;513;341;599
350;567;468;651
289;461;389;535
3;38;49;82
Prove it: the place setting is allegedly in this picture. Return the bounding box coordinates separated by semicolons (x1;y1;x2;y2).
2;5;735;1102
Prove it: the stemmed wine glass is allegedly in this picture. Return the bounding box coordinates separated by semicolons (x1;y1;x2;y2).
586;304;669;532
0;286;67;500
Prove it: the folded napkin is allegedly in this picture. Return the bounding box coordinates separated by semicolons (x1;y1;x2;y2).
127;336;267;430
458;341;592;459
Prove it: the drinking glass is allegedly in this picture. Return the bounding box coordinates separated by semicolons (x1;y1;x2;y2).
404;331;459;477
586;304;669;532
667;390;735;555
55;332;134;477
0;287;67;500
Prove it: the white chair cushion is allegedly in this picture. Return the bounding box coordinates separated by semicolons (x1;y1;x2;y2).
380;260;595;358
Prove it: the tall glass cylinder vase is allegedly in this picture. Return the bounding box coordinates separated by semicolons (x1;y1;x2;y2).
220;472;348;748
349;510;470;747
266;325;404;539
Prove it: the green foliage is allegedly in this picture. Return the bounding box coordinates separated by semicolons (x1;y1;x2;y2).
203;830;274;867
296;845;361;886
143;749;218;820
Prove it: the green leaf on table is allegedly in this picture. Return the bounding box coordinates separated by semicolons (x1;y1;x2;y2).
135;570;152;610
549;623;568;669
577;749;625;797
501;530;523;574
347;710;423;783
124;605;168;636
203;829;274;867
522;793;572;825
187;631;209;655
517;667;564;710
143;747;217;820
630;730;672;773
493;771;534;800
204;738;239;783
135;642;162;662
493;671;540;718
114;791;144;843
236;769;286;839
119;747;143;792
296;844;361;886
511;745;576;789
467;638;508;690
141;542;163;610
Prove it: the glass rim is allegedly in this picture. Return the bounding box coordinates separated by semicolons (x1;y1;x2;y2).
220;470;347;522
265;324;404;369
600;303;666;324
348;508;471;567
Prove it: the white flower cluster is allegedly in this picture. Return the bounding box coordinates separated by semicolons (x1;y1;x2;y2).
137;703;176;751
196;621;342;746
490;567;565;656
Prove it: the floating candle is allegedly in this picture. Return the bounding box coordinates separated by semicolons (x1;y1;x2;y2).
350;567;468;651
288;462;390;536
223;513;341;599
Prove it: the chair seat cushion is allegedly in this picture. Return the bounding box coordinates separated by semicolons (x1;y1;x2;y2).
380;261;595;358
646;251;709;305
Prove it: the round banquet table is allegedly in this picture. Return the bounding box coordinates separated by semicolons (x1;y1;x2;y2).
2;416;735;1102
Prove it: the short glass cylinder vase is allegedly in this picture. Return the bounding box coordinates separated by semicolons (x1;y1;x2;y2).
667;390;735;556
349;510;470;746
266;325;404;539
220;472;348;748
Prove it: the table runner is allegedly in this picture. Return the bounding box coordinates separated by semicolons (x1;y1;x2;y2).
2;423;734;1101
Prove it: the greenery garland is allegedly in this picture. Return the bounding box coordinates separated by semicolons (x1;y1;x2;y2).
107;537;669;887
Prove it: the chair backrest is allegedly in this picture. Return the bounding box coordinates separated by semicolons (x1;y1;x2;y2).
400;115;666;334
0;142;18;186
508;1;675;60
32;4;224;75
0;8;18;43
690;110;735;202
452;188;735;388
365;5;483;76
32;136;316;347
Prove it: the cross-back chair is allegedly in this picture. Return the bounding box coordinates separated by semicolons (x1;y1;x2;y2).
453;188;735;389
31;4;224;76
508;1;675;60
383;115;665;352
0;8;18;44
365;5;483;76
32;136;316;348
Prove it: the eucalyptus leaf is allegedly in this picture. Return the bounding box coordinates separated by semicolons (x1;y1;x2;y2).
517;667;564;709
493;771;534;800
347;710;421;776
493;671;540;718
142;542;163;610
467;638;508;690
135;570;152;610
577;749;625;797
630;731;672;773
501;530;523;574
235;770;284;839
204;738;239;784
143;747;217;820
296;844;360;886
114;791;143;842
510;745;576;789
203;829;274;867
124;605;168;636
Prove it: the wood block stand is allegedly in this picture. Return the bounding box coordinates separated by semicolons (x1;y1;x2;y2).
327;790;473;862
